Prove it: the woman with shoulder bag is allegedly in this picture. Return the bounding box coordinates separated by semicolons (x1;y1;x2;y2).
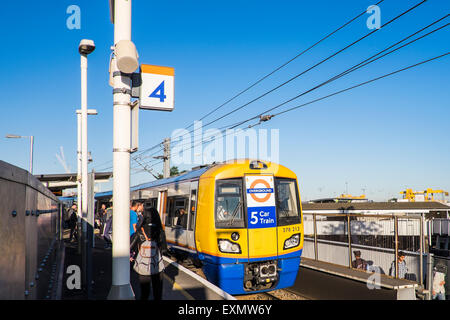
130;207;168;300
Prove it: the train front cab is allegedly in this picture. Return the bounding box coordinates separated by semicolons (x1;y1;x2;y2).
195;160;304;295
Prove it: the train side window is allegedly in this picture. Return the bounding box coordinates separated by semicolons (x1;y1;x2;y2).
174;198;188;229
188;189;197;231
144;198;157;211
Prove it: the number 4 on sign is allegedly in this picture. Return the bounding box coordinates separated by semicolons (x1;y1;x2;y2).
149;81;167;102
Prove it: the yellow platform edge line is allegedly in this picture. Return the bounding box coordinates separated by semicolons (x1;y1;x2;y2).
162;273;195;300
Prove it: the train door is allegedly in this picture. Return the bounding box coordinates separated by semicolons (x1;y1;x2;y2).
186;181;198;252
245;175;278;260
157;190;167;225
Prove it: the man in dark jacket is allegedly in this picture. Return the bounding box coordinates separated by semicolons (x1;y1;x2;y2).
68;204;78;242
176;208;188;229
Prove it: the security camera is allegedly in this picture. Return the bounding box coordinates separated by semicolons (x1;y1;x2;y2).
114;40;139;73
79;39;96;55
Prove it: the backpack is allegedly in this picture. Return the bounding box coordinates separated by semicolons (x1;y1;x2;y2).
133;228;165;276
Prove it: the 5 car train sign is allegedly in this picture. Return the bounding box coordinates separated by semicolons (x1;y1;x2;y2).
245;175;277;229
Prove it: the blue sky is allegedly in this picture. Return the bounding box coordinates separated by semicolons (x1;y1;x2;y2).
0;0;448;201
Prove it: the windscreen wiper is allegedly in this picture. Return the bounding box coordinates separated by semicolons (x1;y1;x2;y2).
228;200;242;226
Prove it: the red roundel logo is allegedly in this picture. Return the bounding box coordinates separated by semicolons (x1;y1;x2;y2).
249;179;272;203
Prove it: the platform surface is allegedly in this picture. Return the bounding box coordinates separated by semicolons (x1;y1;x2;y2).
300;257;419;289
61;230;234;300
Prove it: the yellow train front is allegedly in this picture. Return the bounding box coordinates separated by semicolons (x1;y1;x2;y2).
128;159;303;295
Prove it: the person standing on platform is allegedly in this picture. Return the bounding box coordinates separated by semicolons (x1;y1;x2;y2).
432;264;446;300
136;202;144;228
130;201;139;237
97;203;107;231
131;207;167;300
102;206;113;249
68;204;78;243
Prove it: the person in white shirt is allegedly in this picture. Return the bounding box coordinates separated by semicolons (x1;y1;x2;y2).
432;266;446;300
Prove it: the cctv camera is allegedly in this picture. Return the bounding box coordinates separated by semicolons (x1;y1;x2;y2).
115;40;139;73
79;39;96;55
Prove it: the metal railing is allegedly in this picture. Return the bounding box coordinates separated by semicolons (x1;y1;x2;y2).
303;213;425;284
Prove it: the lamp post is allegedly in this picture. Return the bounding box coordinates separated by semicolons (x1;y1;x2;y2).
5;134;34;174
78;39;95;298
78;38;95;228
76;108;97;255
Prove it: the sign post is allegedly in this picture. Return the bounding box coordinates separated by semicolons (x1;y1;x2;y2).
108;0;135;300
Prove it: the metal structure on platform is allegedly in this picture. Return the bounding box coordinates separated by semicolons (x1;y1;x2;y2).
301;201;450;299
0;160;63;299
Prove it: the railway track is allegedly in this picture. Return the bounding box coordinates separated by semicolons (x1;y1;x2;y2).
235;289;309;300
170;254;310;300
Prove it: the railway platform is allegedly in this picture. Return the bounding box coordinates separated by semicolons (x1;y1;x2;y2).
291;257;418;300
61;233;235;300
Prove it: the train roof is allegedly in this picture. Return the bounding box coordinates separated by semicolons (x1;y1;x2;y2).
94;165;212;199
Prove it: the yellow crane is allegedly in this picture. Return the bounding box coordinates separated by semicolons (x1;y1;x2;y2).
400;188;449;202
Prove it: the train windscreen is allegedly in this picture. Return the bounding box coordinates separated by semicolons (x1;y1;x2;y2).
215;179;245;228
275;178;301;226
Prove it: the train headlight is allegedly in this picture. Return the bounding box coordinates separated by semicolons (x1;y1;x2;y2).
283;233;300;250
218;239;241;254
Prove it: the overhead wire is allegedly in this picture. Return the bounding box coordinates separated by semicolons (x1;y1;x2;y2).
228;15;450;128
182;0;387;131
271;52;450;118
125;0;394;163
159;0;426;152
195;0;427;130
167;13;448;153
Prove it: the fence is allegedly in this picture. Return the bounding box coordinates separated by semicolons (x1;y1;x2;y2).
428;219;450;300
303;213;425;284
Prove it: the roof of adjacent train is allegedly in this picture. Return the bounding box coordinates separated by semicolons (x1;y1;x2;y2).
94;165;212;198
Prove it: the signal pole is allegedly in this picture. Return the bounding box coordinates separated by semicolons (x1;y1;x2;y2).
154;138;171;178
163;138;170;178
